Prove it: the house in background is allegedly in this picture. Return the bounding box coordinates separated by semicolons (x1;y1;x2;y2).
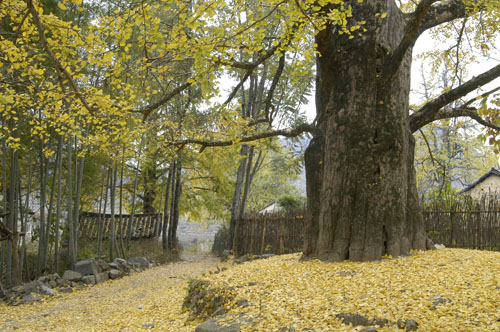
462;168;500;199
258;201;281;214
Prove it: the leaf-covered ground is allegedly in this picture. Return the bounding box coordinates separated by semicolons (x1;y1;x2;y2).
1;249;500;331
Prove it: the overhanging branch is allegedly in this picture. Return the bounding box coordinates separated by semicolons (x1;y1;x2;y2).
128;82;192;118
409;63;500;132
417;0;468;34
432;106;500;132
171;122;317;152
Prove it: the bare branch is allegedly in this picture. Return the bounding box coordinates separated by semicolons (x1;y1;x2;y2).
432;106;500;132
418;128;436;166
264;53;286;123
128;82;192;118
172;122;317;151
223;70;253;105
410;63;500;132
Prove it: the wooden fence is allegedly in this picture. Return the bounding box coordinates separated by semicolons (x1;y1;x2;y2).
423;198;500;250
235;211;304;255
78;212;162;240
236;199;500;255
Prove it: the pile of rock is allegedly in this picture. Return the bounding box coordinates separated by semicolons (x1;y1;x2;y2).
3;256;154;305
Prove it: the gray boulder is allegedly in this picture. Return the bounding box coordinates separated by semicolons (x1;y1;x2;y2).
128;257;150;269
114;258;126;265
82;275;96;286
108;262;119;269
39;273;60;283
108;269;122;280
404;319;418;331
39;285;55;296
21;294;41;304
95;271;109;284
74;258;99;276
97;259;110;272
360;328;377;332
63;270;82;282
20;280;43;294
195;319;241;332
59;287;73;293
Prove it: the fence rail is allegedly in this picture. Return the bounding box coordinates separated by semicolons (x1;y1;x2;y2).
236;199;500;255
235;211;304;255
78;212;162;240
423;198;500;250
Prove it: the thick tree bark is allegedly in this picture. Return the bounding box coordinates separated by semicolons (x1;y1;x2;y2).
303;1;427;261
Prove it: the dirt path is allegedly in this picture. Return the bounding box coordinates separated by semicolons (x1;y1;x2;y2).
0;253;226;332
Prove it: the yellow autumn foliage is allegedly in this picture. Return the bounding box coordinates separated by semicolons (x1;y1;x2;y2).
1;249;499;331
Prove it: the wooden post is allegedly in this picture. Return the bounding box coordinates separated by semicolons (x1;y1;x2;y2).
260;213;267;254
279;213;284;254
249;212;256;254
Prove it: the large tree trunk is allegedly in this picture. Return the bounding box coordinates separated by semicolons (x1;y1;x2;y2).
303;2;427;262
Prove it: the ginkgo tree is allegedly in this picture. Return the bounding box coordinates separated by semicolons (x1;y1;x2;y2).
2;0;500;266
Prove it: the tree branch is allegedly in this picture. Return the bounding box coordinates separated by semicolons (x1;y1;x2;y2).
431;106;500;132
417;0;468;34
27;0;96;116
418;128;436;166
264;53;286;124
128;82;192;118
223;70;253;105
172;122;317;151
409;63;500;132
384;0;439;79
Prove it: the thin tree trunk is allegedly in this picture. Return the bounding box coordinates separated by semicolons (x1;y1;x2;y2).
156;179;163;239
233;147;255;255
162;165;173;250
228;145;249;251
73;126;89;260
109;166;119;260
6;141;17;286
37;140;48;274
19;150;32;280
96;167;105;255
1;130;7;282
41;137;62;271
53;136;64;271
67;136;76;266
97;168;110;256
167;160;177;251
118;153;126;258
168;161;182;253
127;140;142;246
11;151;20;286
